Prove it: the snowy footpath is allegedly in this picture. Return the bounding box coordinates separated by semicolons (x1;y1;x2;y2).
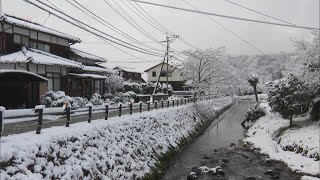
0;97;233;180
245;102;320;180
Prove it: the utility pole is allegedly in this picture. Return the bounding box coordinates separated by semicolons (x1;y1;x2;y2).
164;33;179;94
152;34;179;96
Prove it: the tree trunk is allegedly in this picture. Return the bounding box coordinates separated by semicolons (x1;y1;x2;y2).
253;85;258;103
289;115;293;127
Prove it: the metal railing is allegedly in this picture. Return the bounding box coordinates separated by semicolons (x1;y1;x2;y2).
0;96;213;136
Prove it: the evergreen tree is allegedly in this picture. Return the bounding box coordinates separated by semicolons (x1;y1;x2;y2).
268;74;312;126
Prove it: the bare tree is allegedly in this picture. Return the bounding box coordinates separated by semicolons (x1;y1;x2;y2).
180;48;236;96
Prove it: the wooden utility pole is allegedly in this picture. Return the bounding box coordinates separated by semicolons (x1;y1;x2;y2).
152;34;179;96
164;33;179;94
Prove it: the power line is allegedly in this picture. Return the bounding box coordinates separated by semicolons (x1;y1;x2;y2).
181;0;264;54
105;0;162;44
123;0;167;34
132;1;170;33
69;0;163;53
41;0;164;56
223;0;295;26
23;0;163;56
126;0;319;30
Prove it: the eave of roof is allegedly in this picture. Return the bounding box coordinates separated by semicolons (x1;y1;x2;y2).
70;48;107;62
68;73;107;79
0;47;83;68
144;62;174;72
82;65;116;74
1;14;81;43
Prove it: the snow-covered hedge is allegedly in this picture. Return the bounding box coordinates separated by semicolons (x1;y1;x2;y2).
0;97;234;179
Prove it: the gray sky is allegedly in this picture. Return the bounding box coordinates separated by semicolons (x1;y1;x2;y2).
3;0;319;71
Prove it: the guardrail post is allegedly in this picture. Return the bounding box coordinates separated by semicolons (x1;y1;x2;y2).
161;100;164;109
0;107;5;137
66;107;71;127
130;103;133;115
119;103;122;117
147;101;150;111
155;101;158;110
185;98;187;105
88;106;92;123
139;102;142;113
35;105;44;134
167;100;169;108
194;97;196;103
105;104;109;120
173;100;175;107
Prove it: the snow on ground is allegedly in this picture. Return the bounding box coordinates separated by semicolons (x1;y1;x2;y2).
245;102;320;177
280;125;319;159
0;97;233;179
301;176;320;180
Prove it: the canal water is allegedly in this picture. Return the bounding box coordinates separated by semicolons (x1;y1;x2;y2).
162;100;254;179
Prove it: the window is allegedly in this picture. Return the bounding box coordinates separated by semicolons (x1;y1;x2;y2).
160;71;172;77
160;71;166;77
152;71;156;77
30;41;37;49
135;73;139;77
95;80;102;94
21;36;29;45
38;43;45;51
37;43;50;53
44;44;50;52
13;34;22;44
47;73;61;91
128;72;132;76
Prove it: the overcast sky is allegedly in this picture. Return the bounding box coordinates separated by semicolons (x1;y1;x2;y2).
3;0;319;72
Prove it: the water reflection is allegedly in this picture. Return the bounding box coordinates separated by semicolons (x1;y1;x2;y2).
161;100;254;180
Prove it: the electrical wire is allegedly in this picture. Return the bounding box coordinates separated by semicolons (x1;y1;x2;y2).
126;0;319;30
223;0;295;25
122;0;167;34
23;0;163;56
69;0;164;53
105;0;162;44
181;0;264;54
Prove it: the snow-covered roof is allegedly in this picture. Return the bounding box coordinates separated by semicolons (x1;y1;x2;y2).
1;14;81;43
68;73;107;79
114;66;142;74
82;65;116;74
0;47;83;68
70;48;107;62
144;62;176;72
0;70;48;81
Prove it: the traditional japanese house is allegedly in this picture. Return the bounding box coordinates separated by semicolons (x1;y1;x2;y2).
67;48;114;98
0;14;112;109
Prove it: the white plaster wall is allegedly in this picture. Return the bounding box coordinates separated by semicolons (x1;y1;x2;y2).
147;64;183;82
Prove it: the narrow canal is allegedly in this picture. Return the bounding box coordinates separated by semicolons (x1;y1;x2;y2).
162;100;253;179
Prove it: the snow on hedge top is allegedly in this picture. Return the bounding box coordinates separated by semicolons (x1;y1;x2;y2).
0;47;83;68
0;97;233;179
1;14;81;43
